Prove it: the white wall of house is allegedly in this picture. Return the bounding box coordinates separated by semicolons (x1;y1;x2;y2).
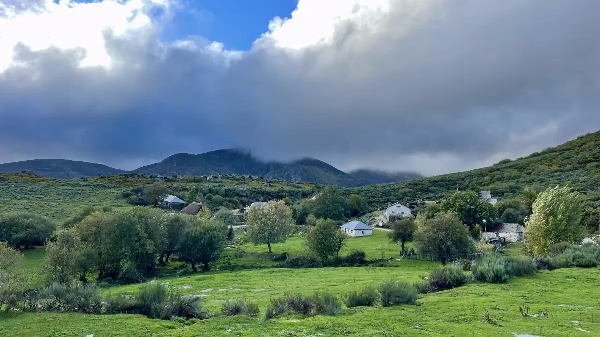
343;228;373;237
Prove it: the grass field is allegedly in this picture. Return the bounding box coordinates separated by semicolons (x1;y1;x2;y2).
2;267;599;337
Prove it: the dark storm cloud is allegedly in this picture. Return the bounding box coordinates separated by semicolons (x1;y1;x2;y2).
1;0;600;175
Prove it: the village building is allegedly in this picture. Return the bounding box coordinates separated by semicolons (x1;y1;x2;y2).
340;221;373;237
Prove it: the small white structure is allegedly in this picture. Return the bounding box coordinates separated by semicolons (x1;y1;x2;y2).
480;190;498;205
482;223;525;243
340;221;373;237
384;203;414;220
244;201;269;212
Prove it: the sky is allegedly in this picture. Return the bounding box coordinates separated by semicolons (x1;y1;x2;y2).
0;0;599;176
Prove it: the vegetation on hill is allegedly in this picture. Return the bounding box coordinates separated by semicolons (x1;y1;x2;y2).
350;131;600;226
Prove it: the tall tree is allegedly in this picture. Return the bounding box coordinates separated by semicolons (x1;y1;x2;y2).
245;200;293;253
311;186;347;221
45;228;97;283
178;219;226;271
142;183;169;206
525;185;585;256
0;213;56;249
306;218;347;261
160;214;191;265
388;217;416;255
440;191;497;228
414;212;474;265
347;194;368;217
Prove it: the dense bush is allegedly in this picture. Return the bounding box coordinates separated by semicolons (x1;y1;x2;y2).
549;245;600;269
547;242;573;256
378;280;418;307
137;281;203;320
345;250;367;266
264;292;342;319
277;255;323;268
344;286;379;307
221;299;259;317
507;256;537;276
0;213;56;249
33;282;103;314
472;254;512;284
427;265;468;291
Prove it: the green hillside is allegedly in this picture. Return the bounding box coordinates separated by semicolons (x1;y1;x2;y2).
351;131;600;212
0;159;124;178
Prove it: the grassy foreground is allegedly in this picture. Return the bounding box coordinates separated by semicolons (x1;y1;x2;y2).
1;268;598;337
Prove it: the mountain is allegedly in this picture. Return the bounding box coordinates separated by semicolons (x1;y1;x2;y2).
0;149;421;187
133;150;420;187
0;159;125;179
352;130;600;211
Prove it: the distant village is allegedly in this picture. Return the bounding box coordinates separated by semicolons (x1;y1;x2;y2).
159;189;525;243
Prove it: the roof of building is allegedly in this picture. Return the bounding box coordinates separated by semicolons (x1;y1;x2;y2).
341;221;372;230
180;202;203;215
164;195;185;204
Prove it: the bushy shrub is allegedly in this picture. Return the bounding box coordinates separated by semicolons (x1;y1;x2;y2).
547;242;573;256
378;280;418;307
344;286;379;307
472;254;511;284
103;294;139;314
272;252;289;262
312;291;342;316
456;259;473;271
549;245;600;269
507;256;537;276
264;292;342;319
345;250;367;266
136;281;203;319
35;282;102;314
427;265;468;291
533;256;553;270
221;299;259;317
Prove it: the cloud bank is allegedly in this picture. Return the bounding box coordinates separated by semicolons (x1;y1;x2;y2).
1;0;599;176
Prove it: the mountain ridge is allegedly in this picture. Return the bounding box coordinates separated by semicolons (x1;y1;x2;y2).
0;150;422;187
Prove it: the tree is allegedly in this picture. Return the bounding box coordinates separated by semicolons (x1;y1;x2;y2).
143;183;169;206
388;217;416;255
347;194;367;217
45;228;97;283
160;214;191;265
306;218;347;261
522;187;539;214
213;207;237;227
0;213;56;249
413;212;474;265
525;185;585;256
186;185;200;204
311;186;347;221
197;206;212;220
245;200;293;253
305;214;317;226
178;219;226;271
440;191;497;228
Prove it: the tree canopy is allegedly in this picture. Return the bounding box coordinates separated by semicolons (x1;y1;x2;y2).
414;212;474;265
440;191;497;227
306;218;347;261
245;200;294;253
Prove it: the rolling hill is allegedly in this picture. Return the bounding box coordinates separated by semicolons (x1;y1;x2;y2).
351;130;600;212
0;149;422;187
0;159;125;179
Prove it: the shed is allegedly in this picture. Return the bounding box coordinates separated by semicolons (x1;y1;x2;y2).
340;221;373;237
180;202;203;215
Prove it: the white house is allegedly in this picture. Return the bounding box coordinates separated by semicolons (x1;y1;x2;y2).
384;203;413;219
340;221;373;237
480;190;498;205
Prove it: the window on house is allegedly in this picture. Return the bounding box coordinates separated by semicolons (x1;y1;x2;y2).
362;231;364;234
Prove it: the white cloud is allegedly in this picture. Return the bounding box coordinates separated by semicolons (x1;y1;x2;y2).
0;0;599;176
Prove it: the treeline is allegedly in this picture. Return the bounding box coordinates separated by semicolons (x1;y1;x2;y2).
122;181;317;211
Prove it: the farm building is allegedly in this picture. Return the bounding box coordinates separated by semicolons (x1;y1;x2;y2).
384;203;413;219
180;202;203;215
163;195;186;210
340;221;373;237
